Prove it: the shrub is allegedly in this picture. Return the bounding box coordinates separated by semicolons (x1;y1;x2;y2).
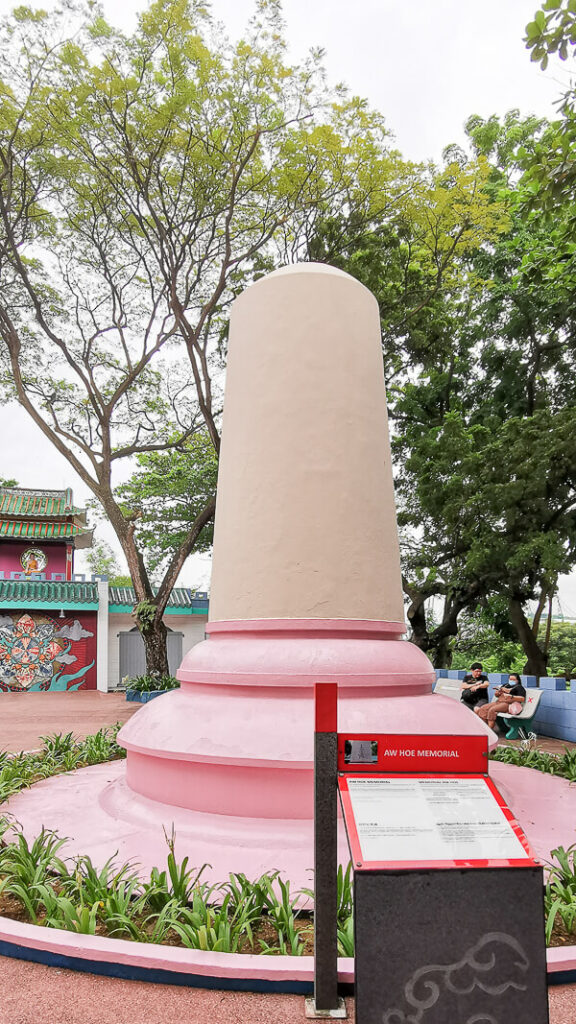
125;674;179;693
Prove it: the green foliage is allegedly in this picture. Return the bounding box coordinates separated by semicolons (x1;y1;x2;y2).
0;726;125;805
141;828;208;912
0;737;352;954
133;601;157;631
523;3;576;236
1;0;416;674
546;622;576;677
84;540;131;586
448;608;576;676
4;730;576;952
125;673;179;693
489;744;576;781
257;874;311;956
525;1;576;70
544;844;576;943
115;434;218;577
0;827;69;924
375;111;576;670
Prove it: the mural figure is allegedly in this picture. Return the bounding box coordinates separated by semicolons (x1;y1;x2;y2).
0;613;94;691
20;547;47;575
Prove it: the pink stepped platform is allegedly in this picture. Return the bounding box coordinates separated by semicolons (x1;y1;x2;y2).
4;618;576;989
2;618;511;886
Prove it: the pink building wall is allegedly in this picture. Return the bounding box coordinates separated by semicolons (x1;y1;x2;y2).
0;542;68;578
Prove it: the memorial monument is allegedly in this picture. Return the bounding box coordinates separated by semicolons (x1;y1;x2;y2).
115;263;495;880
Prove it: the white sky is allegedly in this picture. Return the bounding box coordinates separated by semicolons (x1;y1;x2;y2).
1;0;575;612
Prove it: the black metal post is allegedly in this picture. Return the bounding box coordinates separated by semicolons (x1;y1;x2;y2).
313;682;339;1011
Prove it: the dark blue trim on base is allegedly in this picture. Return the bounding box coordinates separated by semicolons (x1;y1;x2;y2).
547;970;576;986
0;937;570;993
0;938;313;994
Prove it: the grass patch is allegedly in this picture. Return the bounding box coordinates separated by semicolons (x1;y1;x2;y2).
490;743;576;781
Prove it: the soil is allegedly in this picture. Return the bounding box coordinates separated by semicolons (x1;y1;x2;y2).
549;917;576;948
0;888;316;955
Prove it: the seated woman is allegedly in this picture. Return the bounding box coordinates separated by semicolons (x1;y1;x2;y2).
474;673;526;732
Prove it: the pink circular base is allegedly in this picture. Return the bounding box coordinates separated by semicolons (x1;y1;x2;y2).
5;759;576;887
4;756;576;987
118;619;497;816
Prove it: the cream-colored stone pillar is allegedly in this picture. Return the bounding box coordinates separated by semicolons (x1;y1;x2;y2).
209;263;404;622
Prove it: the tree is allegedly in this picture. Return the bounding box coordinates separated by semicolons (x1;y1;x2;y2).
84;539;132;587
393;112;576;672
0;0;417;672
524;3;576;225
312;107;576;671
113;432;218;579
546;621;576;677
449;603;524;674
526;0;576;68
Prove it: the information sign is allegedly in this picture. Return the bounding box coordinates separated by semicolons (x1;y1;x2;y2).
338;733;488;773
339;773;537;870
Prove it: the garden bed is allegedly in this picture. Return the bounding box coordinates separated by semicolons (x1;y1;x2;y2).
0;732;575;956
123;674;179;703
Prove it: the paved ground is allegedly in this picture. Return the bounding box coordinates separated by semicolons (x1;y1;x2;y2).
0;953;574;1024
0;956;350;1024
0;691;575;1022
0;691;140;752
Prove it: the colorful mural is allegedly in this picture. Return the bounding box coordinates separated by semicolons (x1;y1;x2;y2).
0;611;96;692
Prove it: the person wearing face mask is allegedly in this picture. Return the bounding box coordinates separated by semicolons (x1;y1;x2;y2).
475;672;526;732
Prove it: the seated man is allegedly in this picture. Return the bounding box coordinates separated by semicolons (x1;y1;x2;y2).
460;662;490;710
475;673;526;732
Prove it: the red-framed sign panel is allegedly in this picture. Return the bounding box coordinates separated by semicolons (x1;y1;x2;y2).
339;771;539;872
338;732;489;774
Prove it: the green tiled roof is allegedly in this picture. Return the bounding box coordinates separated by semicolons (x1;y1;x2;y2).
0;488;83;519
0;521;88;540
109;587;209;614
0;581;99;610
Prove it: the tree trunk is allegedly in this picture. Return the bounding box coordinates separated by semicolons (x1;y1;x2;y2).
404;579;481;669
432;634;453;670
404;582;429;649
543;590;553;655
509;597;548;678
139;616;170;677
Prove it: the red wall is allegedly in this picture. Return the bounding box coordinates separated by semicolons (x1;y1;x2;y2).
0;542;68;578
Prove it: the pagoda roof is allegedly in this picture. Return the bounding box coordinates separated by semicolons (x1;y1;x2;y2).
0;487;85;520
0;487;92;548
0;521;91;541
109;586;209;615
0;580;99;610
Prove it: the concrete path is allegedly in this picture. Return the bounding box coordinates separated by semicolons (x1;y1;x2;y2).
0;691;140;752
0;955;345;1024
0;955;574;1024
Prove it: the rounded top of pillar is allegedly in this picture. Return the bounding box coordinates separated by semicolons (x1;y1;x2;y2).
235;260;378;305
260;262;353;279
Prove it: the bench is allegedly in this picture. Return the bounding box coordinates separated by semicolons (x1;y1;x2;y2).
433;678;463;700
497;689;543;740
